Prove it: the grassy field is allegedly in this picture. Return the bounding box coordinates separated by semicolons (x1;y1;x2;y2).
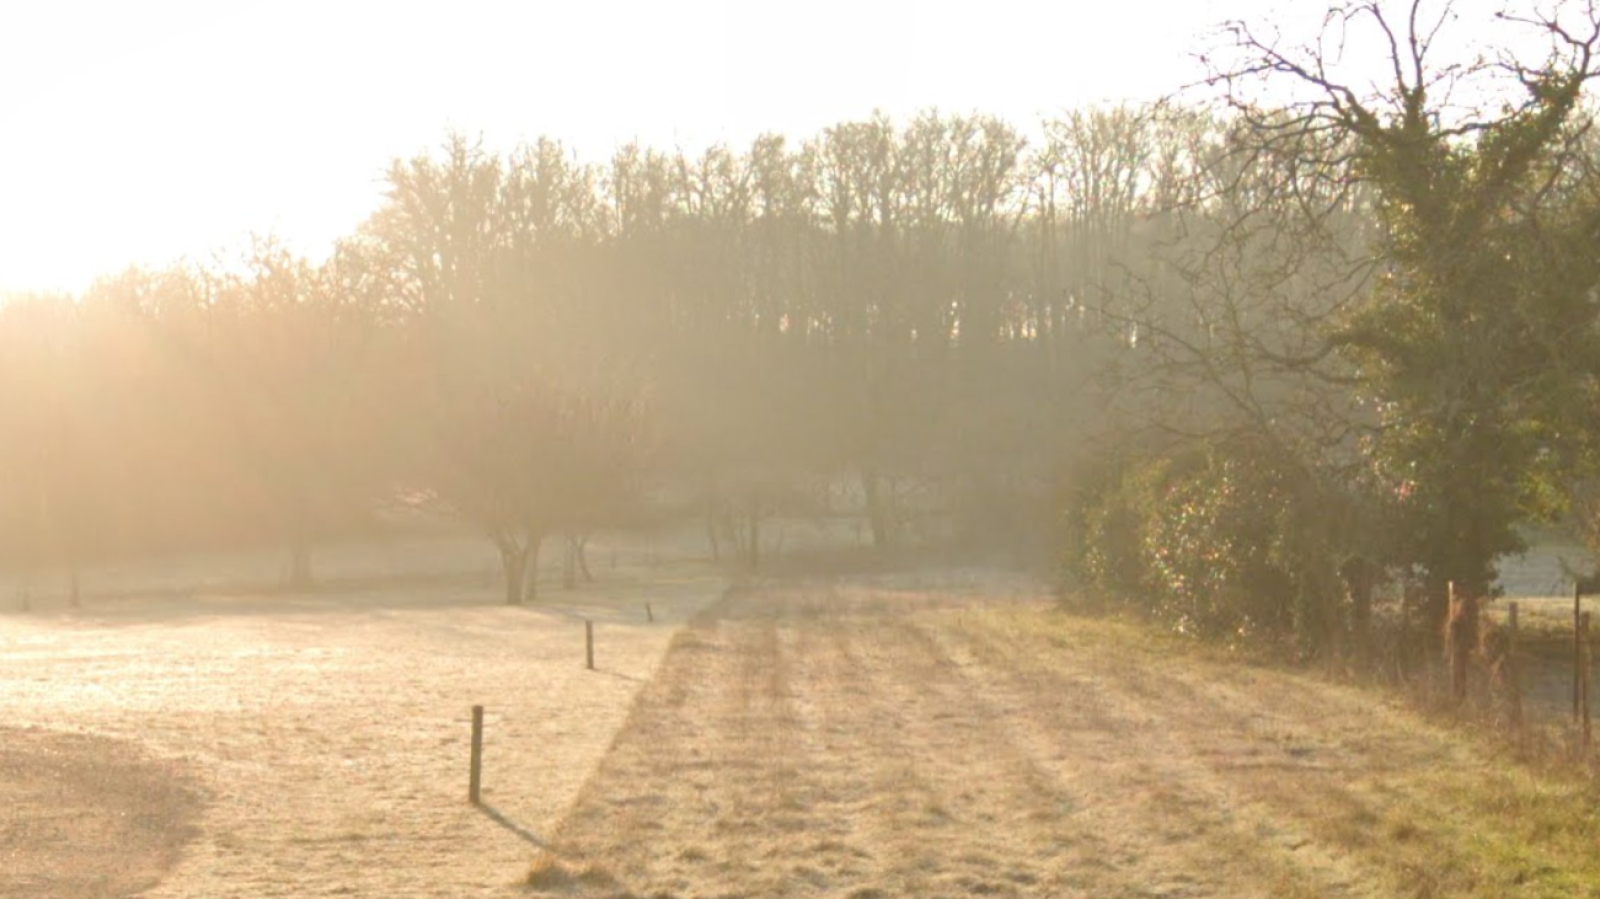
531;571;1600;899
0;545;724;899
10;551;1600;898
1;727;200;898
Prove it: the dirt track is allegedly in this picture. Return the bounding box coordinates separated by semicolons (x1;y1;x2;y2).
539;574;1598;899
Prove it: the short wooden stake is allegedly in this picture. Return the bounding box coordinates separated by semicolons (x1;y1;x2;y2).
1577;584;1585;723
646;602;654;623
585;620;595;670
1507;602;1522;730
1397;597;1411;681
1584;612;1593;748
468;705;484;805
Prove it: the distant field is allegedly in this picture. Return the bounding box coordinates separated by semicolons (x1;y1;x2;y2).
0;541;724;899
1494;529;1597;604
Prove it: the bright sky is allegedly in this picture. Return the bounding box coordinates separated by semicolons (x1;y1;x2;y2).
0;0;1301;294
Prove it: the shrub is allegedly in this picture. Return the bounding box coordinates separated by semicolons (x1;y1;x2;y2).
1065;435;1368;653
1142;440;1302;639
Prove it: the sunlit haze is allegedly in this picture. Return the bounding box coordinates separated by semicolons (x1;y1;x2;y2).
9;2;1600;894
0;0;1291;294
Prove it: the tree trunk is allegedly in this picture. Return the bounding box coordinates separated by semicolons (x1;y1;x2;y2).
522;533;544;603
728;510;748;561
562;533;577;590
861;466;892;550
1427;571;1490;635
705;489;721;562
1344;558;1374;666
501;544;527;606
1446;584;1479;703
576;533;594;582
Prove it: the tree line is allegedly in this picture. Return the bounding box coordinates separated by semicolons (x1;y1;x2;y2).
0;107;1204;603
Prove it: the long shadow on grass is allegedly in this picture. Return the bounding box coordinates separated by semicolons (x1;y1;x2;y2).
478;803;548;848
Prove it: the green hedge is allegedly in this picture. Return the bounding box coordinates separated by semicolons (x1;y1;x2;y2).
1064;437;1366;651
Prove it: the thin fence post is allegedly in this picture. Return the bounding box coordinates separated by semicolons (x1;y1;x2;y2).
1448;581;1468;703
646;603;654;623
1576;584;1584;723
1398;595;1411;682
1508;602;1522;731
469;705;484;805
586;620;595;670
1584;612;1592;748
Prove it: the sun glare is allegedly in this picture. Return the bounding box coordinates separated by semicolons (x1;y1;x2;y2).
0;0;1290;295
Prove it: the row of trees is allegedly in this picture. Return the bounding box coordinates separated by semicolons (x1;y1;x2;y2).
0;241;657;604
0;104;1219;601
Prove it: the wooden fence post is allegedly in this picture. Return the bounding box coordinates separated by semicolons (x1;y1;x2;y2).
586;620;595;671
1576;584;1584;723
1583;612;1592;748
469;705;484;805
1508;602;1522;730
1448;582;1469;703
1398;595;1411;681
646;603;654;623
